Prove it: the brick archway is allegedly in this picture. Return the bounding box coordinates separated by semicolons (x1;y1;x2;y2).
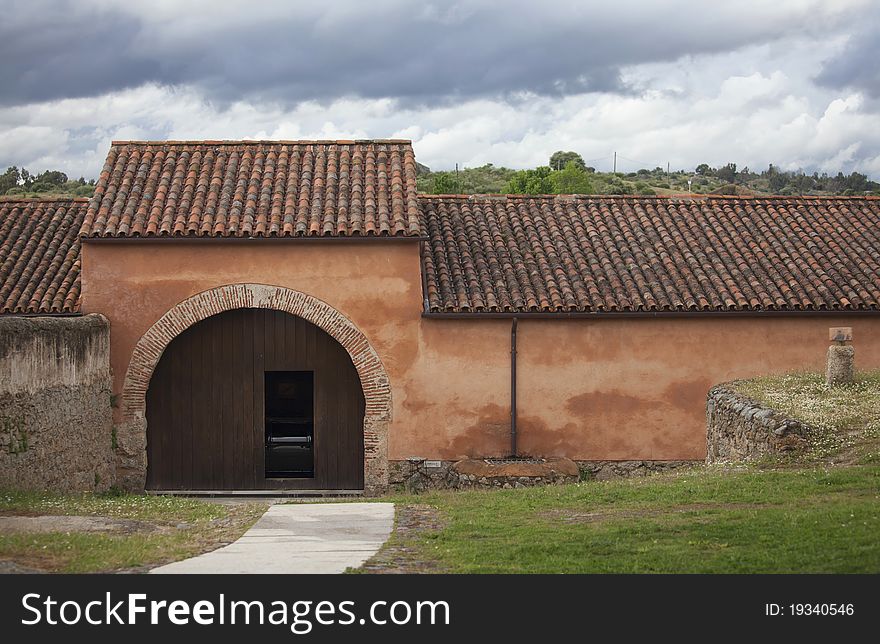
116;284;391;493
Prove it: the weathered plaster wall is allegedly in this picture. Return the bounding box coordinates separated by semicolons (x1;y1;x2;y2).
407;315;880;462
80;241;880;487
0;314;114;491
510;316;880;461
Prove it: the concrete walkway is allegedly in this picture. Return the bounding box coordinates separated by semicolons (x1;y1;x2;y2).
150;502;394;574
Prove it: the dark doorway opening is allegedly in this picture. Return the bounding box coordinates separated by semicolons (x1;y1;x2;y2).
265;371;314;478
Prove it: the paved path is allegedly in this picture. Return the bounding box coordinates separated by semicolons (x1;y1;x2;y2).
150;502;394;574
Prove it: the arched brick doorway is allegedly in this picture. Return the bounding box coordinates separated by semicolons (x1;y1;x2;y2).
116;284;391;494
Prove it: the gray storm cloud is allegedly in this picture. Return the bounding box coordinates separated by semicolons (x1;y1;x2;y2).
1;0;879;180
816;24;880;98
0;0;860;107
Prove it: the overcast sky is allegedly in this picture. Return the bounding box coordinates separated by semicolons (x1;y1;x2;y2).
2;0;880;178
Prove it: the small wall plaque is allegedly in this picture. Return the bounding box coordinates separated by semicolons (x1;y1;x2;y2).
424;460;443;469
829;327;852;342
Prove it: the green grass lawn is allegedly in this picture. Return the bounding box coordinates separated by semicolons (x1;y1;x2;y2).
0;491;266;573
368;370;880;574
4;371;877;574
379;465;880;573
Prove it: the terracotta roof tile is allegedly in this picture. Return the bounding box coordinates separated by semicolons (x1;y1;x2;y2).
420;195;880;313
6;186;880;317
0;198;84;314
82;140;421;238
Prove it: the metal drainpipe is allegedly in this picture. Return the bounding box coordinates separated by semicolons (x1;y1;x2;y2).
510;317;518;457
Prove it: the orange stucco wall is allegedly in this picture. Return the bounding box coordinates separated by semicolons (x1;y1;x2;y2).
81;241;880;462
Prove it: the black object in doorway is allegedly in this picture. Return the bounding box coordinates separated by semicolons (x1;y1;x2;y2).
265;371;314;478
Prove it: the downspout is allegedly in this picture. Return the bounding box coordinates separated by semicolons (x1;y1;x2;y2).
510;317;518;457
419;239;430;313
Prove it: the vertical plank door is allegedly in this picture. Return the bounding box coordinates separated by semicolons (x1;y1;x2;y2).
145;308;364;490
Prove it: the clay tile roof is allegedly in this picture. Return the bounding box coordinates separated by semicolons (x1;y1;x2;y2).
420;195;880;313
0;198;85;314
82;140;422;238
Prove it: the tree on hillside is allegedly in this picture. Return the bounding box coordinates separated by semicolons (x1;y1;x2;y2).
549;151;585;171
506;166;556;194
716;163;737;183
0;166;20;194
0;165;94;196
430;172;461;194
553;161;594;194
844;172;870;192
33;170;68;186
766;164;787;192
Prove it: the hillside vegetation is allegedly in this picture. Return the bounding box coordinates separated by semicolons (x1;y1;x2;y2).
418;151;880;197
1;166;94;198
4;153;878;200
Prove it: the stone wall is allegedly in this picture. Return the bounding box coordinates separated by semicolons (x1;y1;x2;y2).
0;315;114;491
390;459;578;491
576;459;696;480
706;383;809;463
389;458;696;490
389;460;458;490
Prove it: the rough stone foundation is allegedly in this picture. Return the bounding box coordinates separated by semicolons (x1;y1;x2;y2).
389;457;695;490
389;460;458;490
451;458;580;489
0;315;114;491
706;383;810;463
575;459;696;480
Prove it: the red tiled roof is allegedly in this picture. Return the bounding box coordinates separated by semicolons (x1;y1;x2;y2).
420;195;880;313
82;140;421;238
0;199;83;314
4;188;880;317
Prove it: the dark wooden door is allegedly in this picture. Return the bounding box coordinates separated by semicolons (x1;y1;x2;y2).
146;308;365;490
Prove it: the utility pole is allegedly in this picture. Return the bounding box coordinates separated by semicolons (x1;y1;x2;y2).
613;152;617;174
